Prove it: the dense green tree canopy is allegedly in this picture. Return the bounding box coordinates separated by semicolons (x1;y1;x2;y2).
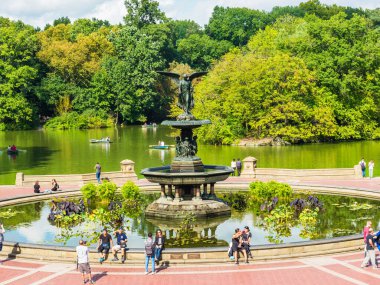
194;12;380;144
206;6;271;46
0;0;379;139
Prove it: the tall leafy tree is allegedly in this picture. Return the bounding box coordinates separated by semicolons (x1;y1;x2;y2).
124;0;167;29
92;26;166;123
0;17;40;130
177;34;233;70
205;6;271;46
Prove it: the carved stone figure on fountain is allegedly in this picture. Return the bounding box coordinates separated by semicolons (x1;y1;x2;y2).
157;71;207;121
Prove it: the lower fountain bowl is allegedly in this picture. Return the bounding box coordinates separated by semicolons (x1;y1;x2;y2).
144;198;231;218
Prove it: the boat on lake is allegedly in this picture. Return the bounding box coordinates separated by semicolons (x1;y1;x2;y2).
142;123;157;128
7;149;19;154
149;145;173;150
90;138;112;143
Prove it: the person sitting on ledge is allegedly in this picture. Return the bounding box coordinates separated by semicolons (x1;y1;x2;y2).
33;181;40;193
51;179;59;191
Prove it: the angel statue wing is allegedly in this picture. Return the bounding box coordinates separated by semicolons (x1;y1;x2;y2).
189;71;208;81
157;71;181;84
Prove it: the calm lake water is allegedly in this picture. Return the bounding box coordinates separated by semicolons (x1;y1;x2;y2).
2;194;380;248
1;126;380;185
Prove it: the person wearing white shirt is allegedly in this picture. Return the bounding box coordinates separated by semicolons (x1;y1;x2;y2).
76;240;95;284
231;159;237;176
369;160;375;179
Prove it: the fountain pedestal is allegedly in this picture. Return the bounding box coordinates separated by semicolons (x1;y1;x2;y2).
141;118;233;219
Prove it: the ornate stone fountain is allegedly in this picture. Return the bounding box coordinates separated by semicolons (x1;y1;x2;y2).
141;72;233;218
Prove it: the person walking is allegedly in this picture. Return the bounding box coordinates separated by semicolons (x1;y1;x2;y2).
97;229;113;264
76;240;95;284
359;158;366;178
154;229;165;265
236;158;242;176
231;159;236;176
0;223;5;253
361;228;378;269
369;160;375;179
144;232;156;275
94;162;101;184
111;228;128;263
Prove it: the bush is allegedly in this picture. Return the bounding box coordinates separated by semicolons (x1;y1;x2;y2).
97;182;117;200
120;181;141;201
80;183;98;200
44;111;113;130
248;181;293;203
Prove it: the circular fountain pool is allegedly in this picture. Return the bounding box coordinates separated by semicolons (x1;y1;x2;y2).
1;193;379;249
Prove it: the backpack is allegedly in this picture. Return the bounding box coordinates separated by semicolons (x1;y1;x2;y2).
145;239;154;256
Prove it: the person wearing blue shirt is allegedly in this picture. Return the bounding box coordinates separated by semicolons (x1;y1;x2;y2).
112;228;128;263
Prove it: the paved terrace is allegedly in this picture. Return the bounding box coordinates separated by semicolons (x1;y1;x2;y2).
0;177;379;284
0;252;379;285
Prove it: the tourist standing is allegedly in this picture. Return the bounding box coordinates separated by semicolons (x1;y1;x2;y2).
359;158;366;178
97;229;113;264
361;228;378;269
33;181;40;193
94;162;101;184
236;158;242;176
111;228;128;263
0;223;5;253
231;159;236;176
231;228;247;265
144;232;156;275
242;226;253;259
369;160;375;179
363;221;372;259
154;229;165;265
76;240;95;284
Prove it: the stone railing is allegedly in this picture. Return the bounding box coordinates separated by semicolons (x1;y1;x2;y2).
15;159;138;187
240;156;362;180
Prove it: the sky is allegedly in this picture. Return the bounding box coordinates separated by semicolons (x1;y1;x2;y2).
0;0;379;28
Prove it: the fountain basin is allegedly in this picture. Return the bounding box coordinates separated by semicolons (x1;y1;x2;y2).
140;165;233;185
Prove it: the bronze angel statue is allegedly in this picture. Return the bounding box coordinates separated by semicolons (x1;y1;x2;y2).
157;71;207;118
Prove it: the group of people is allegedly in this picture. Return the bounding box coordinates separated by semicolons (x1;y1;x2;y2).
7;145;17;151
228;226;253;265
230;158;243;176
361;221;380;269
359;158;375;178
82;228;165;277
33;179;60;194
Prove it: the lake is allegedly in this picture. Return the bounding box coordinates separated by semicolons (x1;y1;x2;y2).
0;126;379;185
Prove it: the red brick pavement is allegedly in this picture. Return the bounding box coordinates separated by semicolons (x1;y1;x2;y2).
0;253;378;285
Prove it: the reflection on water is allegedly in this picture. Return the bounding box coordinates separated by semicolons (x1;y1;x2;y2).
2;194;380;248
2;126;380;184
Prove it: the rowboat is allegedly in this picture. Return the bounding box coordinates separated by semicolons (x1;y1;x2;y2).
7;149;19;154
149;145;170;149
90;139;112;143
142;125;157;128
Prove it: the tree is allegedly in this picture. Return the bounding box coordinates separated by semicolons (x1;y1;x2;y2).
193;50;325;144
0;17;40;129
124;0;167;29
53;16;71;26
92;26;166;123
205;6;271;46
177;34;233;70
37;24;114;87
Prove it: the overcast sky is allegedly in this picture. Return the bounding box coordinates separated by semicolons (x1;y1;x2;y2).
0;0;379;28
